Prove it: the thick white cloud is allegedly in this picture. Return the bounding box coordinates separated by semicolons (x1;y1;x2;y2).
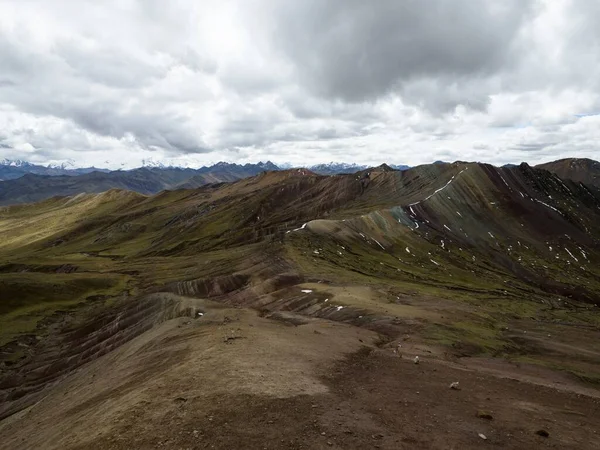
0;0;598;169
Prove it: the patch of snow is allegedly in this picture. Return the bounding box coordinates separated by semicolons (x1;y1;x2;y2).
405;247;411;254
557;177;571;193
565;248;579;262
498;172;510;188
420;167;468;202
373;239;385;250
440;240;445;249
456;211;463;217
488;232;495;239
443;225;451;231
301;289;313;293
534;198;562;214
296;222;308;231
336;305;344;311
430;259;440;266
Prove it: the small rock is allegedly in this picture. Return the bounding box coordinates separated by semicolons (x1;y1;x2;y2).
327;441;333;446
536;429;549;437
476;411;493;420
321;432;326;436
478;433;487;440
413;356;420;364
449;382;460;390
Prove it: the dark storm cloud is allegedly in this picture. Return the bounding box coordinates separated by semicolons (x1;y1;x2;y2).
260;0;533;110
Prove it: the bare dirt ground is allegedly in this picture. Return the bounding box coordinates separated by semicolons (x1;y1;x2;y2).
1;296;599;450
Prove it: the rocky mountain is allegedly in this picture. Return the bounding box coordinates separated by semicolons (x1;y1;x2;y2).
0;162;281;206
536;157;600;188
1;160;600;447
0;159;107;181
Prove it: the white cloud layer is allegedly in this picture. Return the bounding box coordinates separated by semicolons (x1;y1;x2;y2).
0;0;598;169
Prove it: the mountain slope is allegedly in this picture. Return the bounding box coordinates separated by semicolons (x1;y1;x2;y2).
1;162;600;446
537;158;600;188
0;168;193;205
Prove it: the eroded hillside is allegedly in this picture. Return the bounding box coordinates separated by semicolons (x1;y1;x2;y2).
1;162;600;449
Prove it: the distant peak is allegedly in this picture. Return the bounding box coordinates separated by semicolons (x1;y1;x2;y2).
373;163;395;172
1;159;34;167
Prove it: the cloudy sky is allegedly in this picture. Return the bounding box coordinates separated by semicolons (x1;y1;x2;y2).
0;0;598;169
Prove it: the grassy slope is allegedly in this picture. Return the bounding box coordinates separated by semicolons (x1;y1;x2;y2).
1;164;599;380
281;163;600;380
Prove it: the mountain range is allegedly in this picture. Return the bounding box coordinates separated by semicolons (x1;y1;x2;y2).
0;159;109;181
2;157;597;206
0;161;278;205
1;157;600;447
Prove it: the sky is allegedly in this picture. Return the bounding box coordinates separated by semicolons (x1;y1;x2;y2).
0;0;599;169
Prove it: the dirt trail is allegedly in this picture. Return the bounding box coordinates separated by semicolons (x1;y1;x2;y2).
1;298;600;449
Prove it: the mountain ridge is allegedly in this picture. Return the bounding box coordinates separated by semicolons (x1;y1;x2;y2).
1;159;600;441
536;157;600;189
1;157;599;206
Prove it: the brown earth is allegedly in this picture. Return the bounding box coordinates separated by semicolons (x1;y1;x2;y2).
1;297;599;450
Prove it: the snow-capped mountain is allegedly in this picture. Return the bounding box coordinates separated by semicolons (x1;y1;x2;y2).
0;159;106;181
307;163;369;175
0;159;35;168
47;160;77;170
